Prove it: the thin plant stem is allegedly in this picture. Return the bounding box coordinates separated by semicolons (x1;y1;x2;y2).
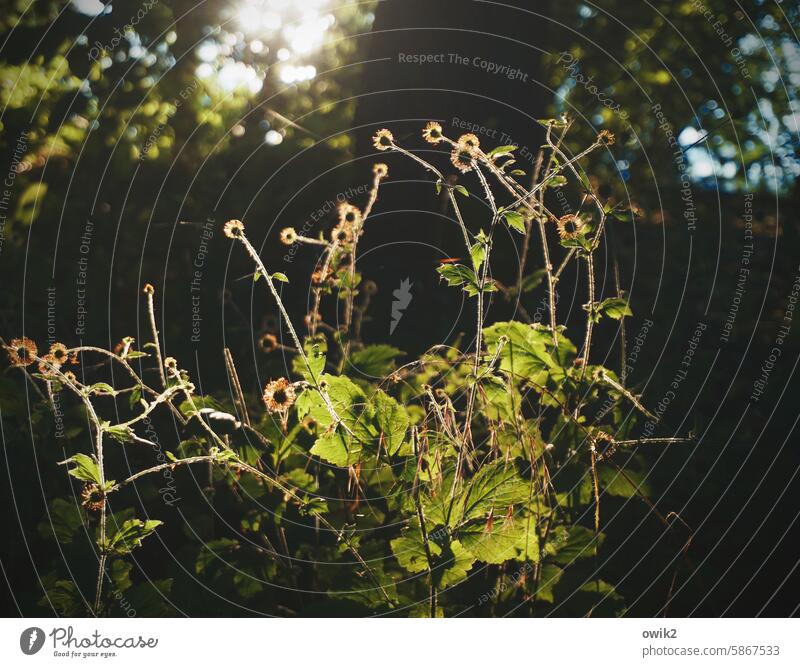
144;287;167;390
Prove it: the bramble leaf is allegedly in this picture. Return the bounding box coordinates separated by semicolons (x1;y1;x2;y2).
63;453;102;485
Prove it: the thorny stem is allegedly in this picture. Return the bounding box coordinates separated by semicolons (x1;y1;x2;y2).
224;347;251;428
462;164;498;453
597;369;657;421
343;171;382;334
67;345;187;425
235;232;352;437
580;250;596;385
389;143;473;255
412;428;437;618
37;357;108;615
144;287;168;391
309;239;339;338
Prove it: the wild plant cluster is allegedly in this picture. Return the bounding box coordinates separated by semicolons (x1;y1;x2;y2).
5;117;683;617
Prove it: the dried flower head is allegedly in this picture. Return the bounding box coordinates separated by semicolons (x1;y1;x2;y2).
164;356;178;372
457;133;481;151
142;283;155;295
311;267;332;285
262;378;296;413
280;227;298;246
557;214;585;240
422;121;444;144
450;147;475;173
63;370;78;385
38;354;60;375
259;333;279;353
372;129;394;151
223;219;245;239
6;337;37;367
373;163;389;179
591;429;616;460
81;483;105;512
301;416;318;434
331;222;354;245
597;130;616;146
337;203;363;228
49;342;70;366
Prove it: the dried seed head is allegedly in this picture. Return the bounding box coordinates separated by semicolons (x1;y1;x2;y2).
38;353;60;375
223;219;245;239
372;129;394;151
337;203;363;228
164;356;178;371
450;147;475;173
597;129;616;146
49;342;70;365
422;121;444;145
557;214;585;240
331;222;354;245
373;163;389;179
81;483;105;512
311;267;332;285
63;370;78;385
262;377;296;413
457;133;481;151
280;227;298;245
259;333;278;353
302;416;317;434
142;283;155;295
6;337;37;367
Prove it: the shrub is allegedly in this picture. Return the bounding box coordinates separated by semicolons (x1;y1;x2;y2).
6;117;685;617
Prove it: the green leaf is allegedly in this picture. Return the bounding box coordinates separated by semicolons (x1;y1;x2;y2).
271;271;289;283
599;466;650;498
436;540;476;588
534;564;564;603
486;144;517;158
459;515;537;564
459;459;531;523
545;174;568;188
501;210;527;234
105;424;134;443
39;498;84;544
470;241;486;271
436;263;481;296
391;531;440;574
64;453;102;485
596;297;633;321
551;525;602;565
106;519;163;555
483;321;556;383
310;429;357;467
454;184;469;197
373;390;409;456
85;382;117;396
15;182;48;224
348;345;402;377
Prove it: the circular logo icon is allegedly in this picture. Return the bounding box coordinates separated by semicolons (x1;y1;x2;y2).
20;627;45;655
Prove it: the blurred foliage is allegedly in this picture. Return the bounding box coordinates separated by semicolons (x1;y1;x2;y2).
546;0;799;194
